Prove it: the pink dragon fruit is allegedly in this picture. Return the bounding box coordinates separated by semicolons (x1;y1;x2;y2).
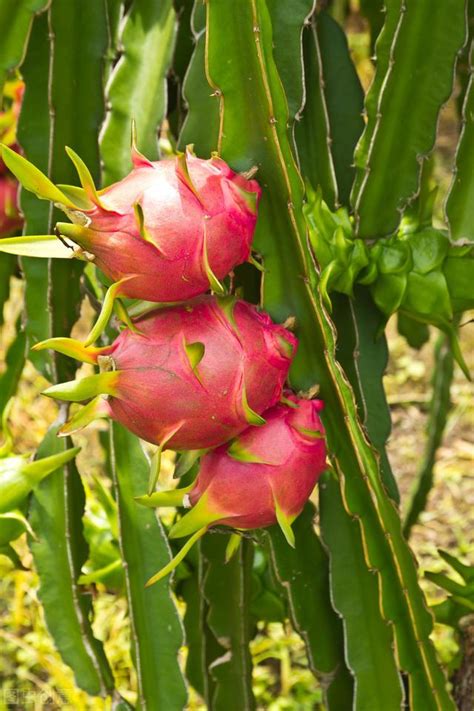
0;143;261;302
137;396;327;585
0;175;22;235
39;296;297;455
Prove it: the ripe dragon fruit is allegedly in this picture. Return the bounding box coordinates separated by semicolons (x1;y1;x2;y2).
136;396;327;585
0;142;261;303
0;175;22;236
38;296;297;466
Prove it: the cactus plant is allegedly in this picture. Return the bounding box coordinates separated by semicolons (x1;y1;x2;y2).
0;1;472;709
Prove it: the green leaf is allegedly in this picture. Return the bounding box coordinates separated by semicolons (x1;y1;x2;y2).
352;1;467;238
266;504;353;709
201;2;455;706
29;425;114;696
0;0;49;94
446;41;474;241
201;533;255;710
403;330;456;536
101;0;177;183
109;423;187;709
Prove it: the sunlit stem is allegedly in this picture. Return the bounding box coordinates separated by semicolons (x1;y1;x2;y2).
145;526;208;587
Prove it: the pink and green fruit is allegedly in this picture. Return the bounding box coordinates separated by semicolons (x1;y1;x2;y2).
1;144;261;302
137;396;327;584
40;296;297;452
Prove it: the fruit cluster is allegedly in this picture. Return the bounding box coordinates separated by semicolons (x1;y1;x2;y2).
1;140;327;581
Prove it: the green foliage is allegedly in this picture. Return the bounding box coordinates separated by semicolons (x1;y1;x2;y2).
266;504;353;708
101;0;177;183
352;0;467;238
29;425;114;696
0;0;472;708
320;471;404;709
0;0;49;95
446;41;474;242
200;534;255;710
109;424;187;709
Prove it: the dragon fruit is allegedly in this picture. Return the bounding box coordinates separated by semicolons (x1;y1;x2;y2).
0;175;22;235
39;296;297;456
0;143;261;302
137;396;327;585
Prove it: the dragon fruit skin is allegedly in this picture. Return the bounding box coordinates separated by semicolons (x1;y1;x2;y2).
56;150;260;302
136;396;327;585
183;397;326;532
44;297;297;451
0;175;22;236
